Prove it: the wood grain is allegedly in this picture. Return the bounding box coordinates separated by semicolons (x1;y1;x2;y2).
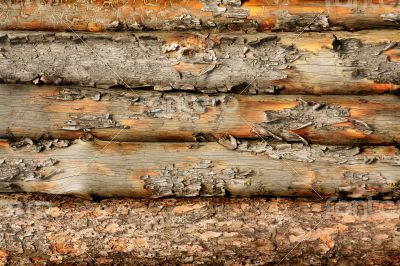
1;84;399;145
1;139;399;199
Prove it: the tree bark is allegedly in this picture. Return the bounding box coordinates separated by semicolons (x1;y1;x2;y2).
0;31;399;94
0;0;399;32
1;138;399;199
0;194;399;265
1;84;400;145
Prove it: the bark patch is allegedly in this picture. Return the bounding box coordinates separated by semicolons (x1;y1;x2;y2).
220;137;400;165
200;0;250;19
141;160;254;197
255;99;372;143
62;114;129;131
333;37;400;85
0;158;59;183
274;11;330;31
49;88;228;122
340;171;393;198
10;138;71;153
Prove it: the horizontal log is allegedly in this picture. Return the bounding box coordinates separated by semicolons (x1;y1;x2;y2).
1;139;399;199
1;1;400;32
0;195;399;265
0;31;399;94
1;84;400;145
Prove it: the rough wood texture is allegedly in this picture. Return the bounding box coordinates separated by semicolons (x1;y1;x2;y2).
1;84;400;145
1;139;399;199
1;0;400;32
0;195;399;265
0;31;399;94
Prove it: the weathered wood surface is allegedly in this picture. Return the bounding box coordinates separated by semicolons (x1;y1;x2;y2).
0;195;399;265
1;84;400;145
0;31;399;94
1;0;400;32
1;139;399;199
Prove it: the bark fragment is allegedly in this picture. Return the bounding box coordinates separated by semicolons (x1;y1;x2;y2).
274;11;330;31
141;160;254;197
233;140;364;164
256;99;372;143
333;36;400;85
62;114;129;132
10;139;71;153
0;158;58;183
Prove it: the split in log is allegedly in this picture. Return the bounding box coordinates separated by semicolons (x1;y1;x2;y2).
1;1;400;32
0;138;399;199
0;31;399;94
1;84;400;145
0;195;399;265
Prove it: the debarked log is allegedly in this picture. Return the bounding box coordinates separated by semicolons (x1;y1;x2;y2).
0;30;399;94
0;139;399;199
0;195;399;265
1;84;400;145
0;0;400;32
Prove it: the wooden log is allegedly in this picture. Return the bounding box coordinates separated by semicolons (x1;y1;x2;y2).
1;84;400;145
0;195;399;265
0;0;399;32
0;31;399;94
1;138;399;199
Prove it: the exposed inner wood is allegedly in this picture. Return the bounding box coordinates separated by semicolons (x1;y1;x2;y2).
0;31;399;94
1;0;400;32
0;139;399;199
1;84;399;145
0;195;399;265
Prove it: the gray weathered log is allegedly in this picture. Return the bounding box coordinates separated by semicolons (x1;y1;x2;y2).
1;84;400;145
0;195;399;265
0;31;399;94
0;139;399;199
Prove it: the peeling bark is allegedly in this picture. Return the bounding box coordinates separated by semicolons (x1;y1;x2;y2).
0;139;399;199
1;84;400;145
0;195;399;265
0;31;399;94
256;99;373;143
1;0;400;32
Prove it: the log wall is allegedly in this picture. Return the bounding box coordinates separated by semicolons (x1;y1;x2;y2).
1;0;400;264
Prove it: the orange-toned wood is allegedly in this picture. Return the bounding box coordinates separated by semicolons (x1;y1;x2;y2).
0;0;399;32
1;85;399;145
